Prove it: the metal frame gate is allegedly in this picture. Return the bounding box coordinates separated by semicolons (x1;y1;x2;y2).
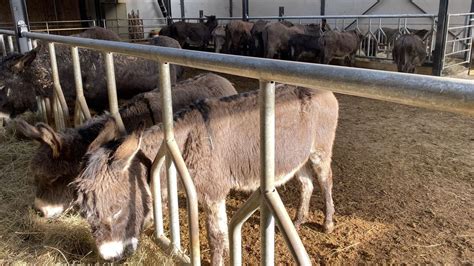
441;12;474;75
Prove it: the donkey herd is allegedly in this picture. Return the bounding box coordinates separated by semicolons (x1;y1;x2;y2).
0;17;427;263
157;16;429;73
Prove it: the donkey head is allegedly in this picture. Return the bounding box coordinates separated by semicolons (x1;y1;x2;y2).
74;121;152;261
12;117;115;218
0;49;39;118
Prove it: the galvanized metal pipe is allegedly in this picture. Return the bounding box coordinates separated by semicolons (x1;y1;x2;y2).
229;190;261;266
48;42;70;127
264;190;311;265
167;139;201;266
22;32;474;116
157;63;180;251
7;35;14;53
151;142;167;238
259;80;276;265
40;97;49;124
104;52;125;134
166;154;181;251
0;35;6;56
158;61;200;264
71;46;91;121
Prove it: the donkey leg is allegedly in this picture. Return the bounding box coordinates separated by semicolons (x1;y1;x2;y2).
309;153;335;233
204;199;229;266
294;165;314;229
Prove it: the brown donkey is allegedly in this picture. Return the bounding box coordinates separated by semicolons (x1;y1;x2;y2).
11;73;237;218
74;85;339;263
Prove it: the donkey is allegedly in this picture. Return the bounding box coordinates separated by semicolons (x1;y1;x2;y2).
11;73;237;218
0;27;184;119
74;85;339;263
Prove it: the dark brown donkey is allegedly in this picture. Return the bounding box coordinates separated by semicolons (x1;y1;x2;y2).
11;73;237;218
74;85;339;263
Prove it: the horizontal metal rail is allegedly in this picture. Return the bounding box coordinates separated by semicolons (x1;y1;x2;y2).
447;36;473;43
171;14;437;21
448;24;474;31
0;29;15;35
21;31;474;115
30;19;96;24
31;27;93;33
445;48;472;56
443;59;470;69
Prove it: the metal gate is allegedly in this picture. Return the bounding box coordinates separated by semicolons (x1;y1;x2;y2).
0;23;473;265
442;12;474;75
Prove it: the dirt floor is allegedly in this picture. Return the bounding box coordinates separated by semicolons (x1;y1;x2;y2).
0;68;472;264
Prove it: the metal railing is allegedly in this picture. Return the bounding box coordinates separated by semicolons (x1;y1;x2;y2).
0;29;16;56
1;28;473;264
169;13;438;62
29;20;97;34
442;12;474;74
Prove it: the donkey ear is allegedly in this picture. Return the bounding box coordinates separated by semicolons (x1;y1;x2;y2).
87;117;119;153
10;48;38;73
36;123;62;158
112;122;146;171
10;118;42;141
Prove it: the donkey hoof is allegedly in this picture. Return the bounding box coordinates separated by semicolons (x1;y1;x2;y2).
323;221;334;233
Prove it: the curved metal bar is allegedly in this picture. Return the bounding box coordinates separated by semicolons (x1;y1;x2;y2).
70;46;91;122
48;42;69;127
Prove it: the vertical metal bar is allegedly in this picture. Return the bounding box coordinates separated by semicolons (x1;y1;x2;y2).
48;42;70;127
73;99;81;127
158;61;180;248
39;97;49;124
199;10;204;23
104;52;125;133
151;143;167;239
433;0;450;76
71;46;91;121
0;35;6;56
36;96;45;122
229;0;233;17
229;190;262;266
9;0;30;53
242;0;249;21
7;35;14;53
259;80;275;266
46;22;50;34
159;62;174;141
180;0;185;21
320;0;326;15
442;14;451;74
278;6;284;22
166;154;180;251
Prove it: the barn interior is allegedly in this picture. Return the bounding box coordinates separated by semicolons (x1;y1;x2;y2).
0;0;473;264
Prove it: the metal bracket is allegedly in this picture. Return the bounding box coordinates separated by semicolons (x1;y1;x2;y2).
17;20;28;37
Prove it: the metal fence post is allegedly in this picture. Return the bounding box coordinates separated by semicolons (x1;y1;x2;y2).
259;80;276;266
278;6;284;22
9;0;30;53
104;52;126;133
199;10;204;23
242;0;249;21
433;0;449;76
0;35;6;56
7;35;14;53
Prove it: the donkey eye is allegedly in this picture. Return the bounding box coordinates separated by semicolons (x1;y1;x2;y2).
112;209;122;220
